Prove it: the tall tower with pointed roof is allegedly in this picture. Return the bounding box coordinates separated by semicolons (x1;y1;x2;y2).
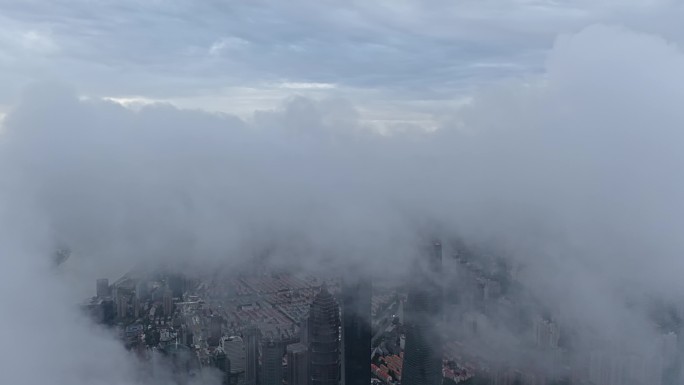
308;285;341;385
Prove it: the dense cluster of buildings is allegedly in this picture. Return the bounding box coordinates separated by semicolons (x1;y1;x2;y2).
80;239;683;385
79;241;454;385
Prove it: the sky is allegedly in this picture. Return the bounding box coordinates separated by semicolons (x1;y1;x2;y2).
1;0;683;126
4;1;684;384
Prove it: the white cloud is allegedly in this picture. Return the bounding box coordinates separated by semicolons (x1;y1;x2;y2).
20;30;59;54
103;96;159;110
208;36;250;56
1;0;682;117
278;82;337;90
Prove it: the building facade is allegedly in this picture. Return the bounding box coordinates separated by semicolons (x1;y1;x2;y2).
287;343;309;385
261;338;284;385
244;326;260;385
96;278;110;298
308;285;341;385
342;278;371;385
224;336;247;385
402;241;444;385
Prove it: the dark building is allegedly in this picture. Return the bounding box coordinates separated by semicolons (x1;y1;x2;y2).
261;338;284;385
341;278;371;385
168;274;185;299
209;315;223;347
101;298;116;325
243;326;260;385
402;240;444;385
215;349;231;385
308;285;341;385
163;286;174;317
287;343;309;385
96;278;110;298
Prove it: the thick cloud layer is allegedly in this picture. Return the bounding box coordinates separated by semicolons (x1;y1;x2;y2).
3;24;684;382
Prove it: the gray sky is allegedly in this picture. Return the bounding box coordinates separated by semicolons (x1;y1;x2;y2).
1;0;682;124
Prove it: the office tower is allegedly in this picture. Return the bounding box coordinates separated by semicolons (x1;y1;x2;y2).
102;298;116;325
300;318;309;346
168;274;185;299
96;278;109;298
224;336;247;385
215;348;231;385
402;240;443;385
163;287;174;317
209;315;223;347
308;285;341;385
534;317;560;350
342;278;371;385
261;338;284;385
116;293;129;319
244;326;260;385
287;343;309;385
136;279;149;300
132;296;140;319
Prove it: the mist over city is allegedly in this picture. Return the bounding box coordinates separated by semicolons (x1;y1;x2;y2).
2;2;684;385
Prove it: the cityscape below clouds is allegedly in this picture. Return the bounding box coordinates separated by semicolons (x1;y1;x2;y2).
3;1;684;385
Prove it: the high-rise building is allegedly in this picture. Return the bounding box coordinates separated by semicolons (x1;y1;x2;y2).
308;285;341;385
341;278;371;385
163;287;174;317
261;338;284;385
244;326;260;385
96;278;110;298
300;318;309;346
132;296;140;319
168;274;185;299
215;348;231;385
287;343;309;385
224;336;247;385
209;315;223;347
136;279;148;300
534;317;560;350
402;240;443;385
116;293;129;319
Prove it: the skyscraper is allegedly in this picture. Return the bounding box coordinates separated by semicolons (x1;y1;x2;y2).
244;326;260;385
209;315;223;347
287;343;309;385
132;295;140;319
136;279;148;300
116;291;129;319
308;285;341;385
342;278;371;385
163;287;174;317
224;336;247;385
214;348;232;385
261;337;284;385
168;274;185;299
402;240;443;385
96;278;109;298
